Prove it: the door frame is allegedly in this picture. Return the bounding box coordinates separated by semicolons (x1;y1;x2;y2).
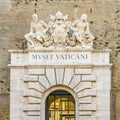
41;85;79;120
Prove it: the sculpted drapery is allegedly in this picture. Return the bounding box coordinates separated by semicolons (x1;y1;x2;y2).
24;11;94;49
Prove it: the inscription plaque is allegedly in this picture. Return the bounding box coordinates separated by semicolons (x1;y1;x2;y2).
29;52;91;65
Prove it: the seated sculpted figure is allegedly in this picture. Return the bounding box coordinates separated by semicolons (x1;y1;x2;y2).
72;14;94;48
49;11;70;47
24;13;48;48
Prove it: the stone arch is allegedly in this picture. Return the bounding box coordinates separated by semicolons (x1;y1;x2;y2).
41;85;79;120
23;68;97;120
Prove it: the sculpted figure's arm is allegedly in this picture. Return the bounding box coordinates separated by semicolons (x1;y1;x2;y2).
30;22;37;38
85;22;90;34
64;21;71;32
40;20;48;33
48;22;52;32
30;23;34;34
24;22;35;48
63;15;68;21
71;20;79;32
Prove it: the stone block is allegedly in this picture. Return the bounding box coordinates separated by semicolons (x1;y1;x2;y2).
82;75;96;82
55;69;64;84
10;116;24;120
69;75;81;89
78;89;96;98
79;97;92;104
78;116;96;120
23;90;42;98
79;111;92;116
24;75;38;82
74;82;91;93
28;69;45;75
92;52;110;64
46;69;56;86
75;69;92;75
23;116;40;120
96;68;111;90
23;105;41;111
28;111;41;116
39;76;51;89
79;104;96;111
28;82;45;92
10;68;25;80
28;97;41;104
0;0;11;10
97;90;110;110
11;53;28;65
63;69;74;86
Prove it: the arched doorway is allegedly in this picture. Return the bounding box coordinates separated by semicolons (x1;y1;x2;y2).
46;90;75;120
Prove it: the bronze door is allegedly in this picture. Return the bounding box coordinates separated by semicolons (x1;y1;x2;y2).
46;90;75;120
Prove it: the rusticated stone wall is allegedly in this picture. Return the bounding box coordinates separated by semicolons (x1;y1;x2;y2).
0;0;119;120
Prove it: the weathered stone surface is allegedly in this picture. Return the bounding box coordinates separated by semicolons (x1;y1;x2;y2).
55;69;64;85
63;69;74;86
0;0;119;120
79;104;96;111
28;69;45;75
23;104;41;111
0;95;9;120
46;69;56;86
69;75;81;89
24;75;38;82
82;75;96;82
78;116;96;120
23;116;40;120
9;49;111;120
79;111;92;116
75;69;92;75
23;90;42;98
39;76;51;89
28;111;40;116
78;89;96;98
79;97;92;104
74;82;92;93
28;82;45;92
28;97;41;104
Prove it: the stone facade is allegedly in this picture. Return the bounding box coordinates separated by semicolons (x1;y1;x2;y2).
9;48;111;120
0;0;120;120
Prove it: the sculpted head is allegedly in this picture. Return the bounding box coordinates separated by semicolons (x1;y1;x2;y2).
56;11;63;20
80;14;87;22
32;13;39;22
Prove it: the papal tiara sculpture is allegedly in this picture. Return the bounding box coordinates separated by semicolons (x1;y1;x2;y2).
24;11;95;49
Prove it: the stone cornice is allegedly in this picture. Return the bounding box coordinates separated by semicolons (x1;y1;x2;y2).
8;64;112;69
8;48;111;53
